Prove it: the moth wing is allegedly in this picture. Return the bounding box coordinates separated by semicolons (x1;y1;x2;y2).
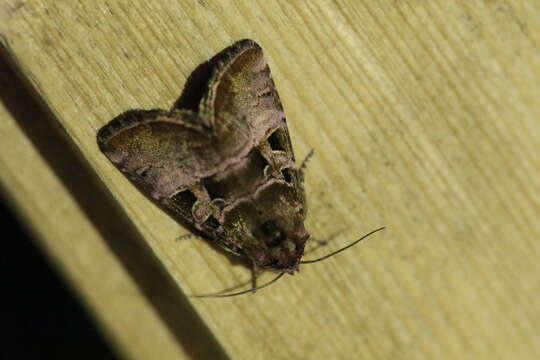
97;109;218;202
200;39;294;160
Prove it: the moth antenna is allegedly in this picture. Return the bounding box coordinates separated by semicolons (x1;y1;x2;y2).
193;271;286;298
300;149;315;172
300;226;386;264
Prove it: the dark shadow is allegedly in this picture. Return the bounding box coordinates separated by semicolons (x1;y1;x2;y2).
0;43;229;360
172;52;215;111
0;194;119;360
172;38;251;111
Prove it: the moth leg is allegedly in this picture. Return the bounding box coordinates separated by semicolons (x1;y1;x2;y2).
250;264;263;294
176;233;204;242
309;237;328;246
305;228;346;255
299;149;315;177
257;141;289;179
189;183;223;224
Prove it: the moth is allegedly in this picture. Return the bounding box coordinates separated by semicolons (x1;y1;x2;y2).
97;39;384;296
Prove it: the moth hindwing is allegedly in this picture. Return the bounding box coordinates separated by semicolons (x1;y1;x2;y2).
97;39;309;274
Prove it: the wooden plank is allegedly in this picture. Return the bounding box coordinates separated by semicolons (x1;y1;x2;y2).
1;0;540;358
0;42;225;360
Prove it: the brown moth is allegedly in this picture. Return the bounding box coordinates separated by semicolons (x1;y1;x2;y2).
97;39;384;296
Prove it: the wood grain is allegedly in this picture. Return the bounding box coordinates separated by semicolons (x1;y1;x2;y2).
1;1;539;359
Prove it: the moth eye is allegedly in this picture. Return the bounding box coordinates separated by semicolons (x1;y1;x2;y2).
265;230;285;247
267;130;285;151
258;220;286;247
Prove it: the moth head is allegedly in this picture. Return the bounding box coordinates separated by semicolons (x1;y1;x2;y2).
249;218;309;273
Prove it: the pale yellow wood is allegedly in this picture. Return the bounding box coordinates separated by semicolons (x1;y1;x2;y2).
2;1;540;359
0;52;199;360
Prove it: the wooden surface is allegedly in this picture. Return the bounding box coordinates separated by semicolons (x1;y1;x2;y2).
1;1;540;359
